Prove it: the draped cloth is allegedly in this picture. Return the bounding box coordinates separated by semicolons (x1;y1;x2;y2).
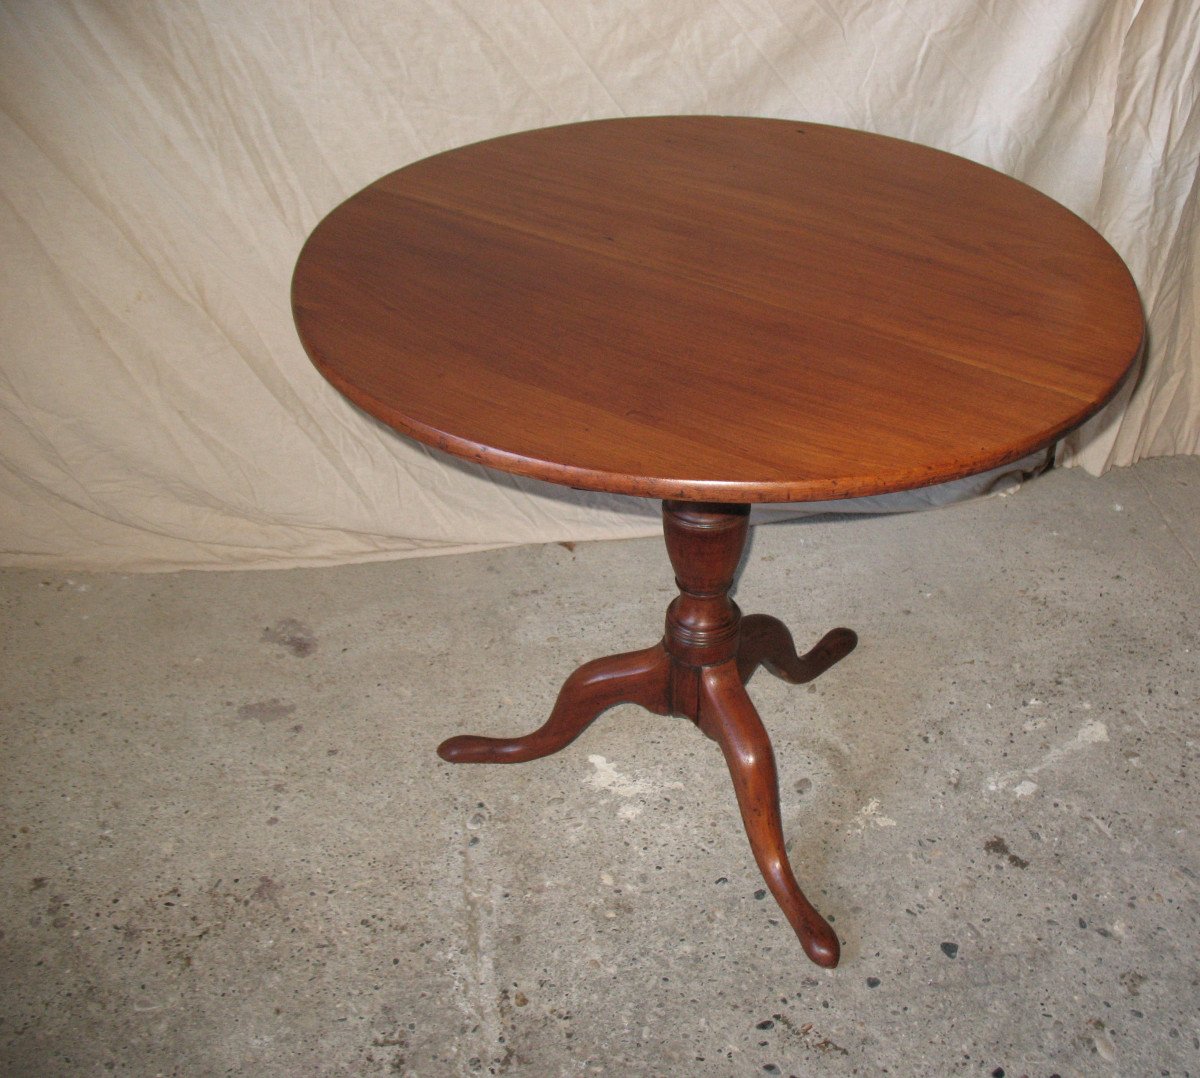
1;1;1195;570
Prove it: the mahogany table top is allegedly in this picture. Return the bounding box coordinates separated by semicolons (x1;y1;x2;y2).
292;116;1144;503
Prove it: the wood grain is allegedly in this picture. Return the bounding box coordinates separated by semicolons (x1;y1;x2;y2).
292;116;1144;502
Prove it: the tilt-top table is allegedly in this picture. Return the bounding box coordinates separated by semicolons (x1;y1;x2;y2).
291;117;1143;967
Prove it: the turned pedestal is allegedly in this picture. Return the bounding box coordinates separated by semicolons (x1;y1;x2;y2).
437;502;856;967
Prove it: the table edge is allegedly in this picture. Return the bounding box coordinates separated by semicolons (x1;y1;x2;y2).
302;331;1144;505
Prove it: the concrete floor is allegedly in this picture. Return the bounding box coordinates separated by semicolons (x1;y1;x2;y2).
1;457;1197;1078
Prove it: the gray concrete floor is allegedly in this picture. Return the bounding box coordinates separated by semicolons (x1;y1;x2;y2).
1;457;1198;1078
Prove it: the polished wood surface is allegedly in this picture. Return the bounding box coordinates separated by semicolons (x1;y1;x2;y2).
293;116;1143;503
438;500;856;967
292;118;1145;966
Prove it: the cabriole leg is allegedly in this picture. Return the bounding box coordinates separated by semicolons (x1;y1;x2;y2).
437;499;855;966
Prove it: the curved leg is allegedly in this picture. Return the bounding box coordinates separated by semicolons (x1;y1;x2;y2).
698;660;840;967
437;643;671;764
737;614;857;687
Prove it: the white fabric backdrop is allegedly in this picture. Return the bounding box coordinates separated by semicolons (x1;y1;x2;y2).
1;0;1196;571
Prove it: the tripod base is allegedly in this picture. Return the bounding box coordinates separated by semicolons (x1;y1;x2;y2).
437;501;856;968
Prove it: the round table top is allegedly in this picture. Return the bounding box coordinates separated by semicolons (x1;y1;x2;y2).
292;116;1144;503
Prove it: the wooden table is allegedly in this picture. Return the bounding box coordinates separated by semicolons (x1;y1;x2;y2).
291;117;1143;967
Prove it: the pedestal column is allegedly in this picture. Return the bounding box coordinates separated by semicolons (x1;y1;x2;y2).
437;500;855;967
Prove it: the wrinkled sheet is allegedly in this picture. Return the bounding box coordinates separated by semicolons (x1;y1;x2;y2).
0;1;1196;571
